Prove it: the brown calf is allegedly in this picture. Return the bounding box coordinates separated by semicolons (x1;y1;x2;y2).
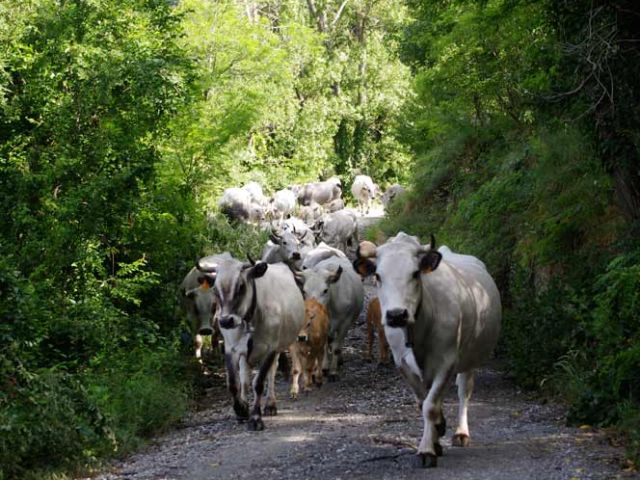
289;299;329;399
366;297;389;365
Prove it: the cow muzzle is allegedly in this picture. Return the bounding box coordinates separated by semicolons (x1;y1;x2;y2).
198;325;214;335
218;316;239;330
297;334;308;342
386;308;409;328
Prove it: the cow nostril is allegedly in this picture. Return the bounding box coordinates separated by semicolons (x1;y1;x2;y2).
297;335;308;342
199;326;213;335
218;316;234;329
386;308;409;327
292;252;301;260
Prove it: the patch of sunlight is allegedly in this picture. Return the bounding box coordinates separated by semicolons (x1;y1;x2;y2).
280;433;314;443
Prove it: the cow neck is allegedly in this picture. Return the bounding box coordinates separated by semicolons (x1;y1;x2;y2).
242;277;258;325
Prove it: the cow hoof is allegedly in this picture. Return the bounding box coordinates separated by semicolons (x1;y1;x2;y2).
290;392;298;400
328;374;339;382
418;453;437;468
264;404;277;416
247;417;264;431
434;442;444;457
436;418;447;437
233;400;250;420
452;433;469;447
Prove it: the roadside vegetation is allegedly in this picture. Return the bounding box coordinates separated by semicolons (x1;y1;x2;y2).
0;1;637;478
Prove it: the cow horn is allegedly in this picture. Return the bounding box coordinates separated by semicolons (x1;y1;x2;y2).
418;234;437;253
357;240;377;258
247;253;256;266
300;229;309;240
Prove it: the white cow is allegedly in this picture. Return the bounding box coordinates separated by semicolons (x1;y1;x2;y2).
242;181;268;207
297;177;342;206
313;210;358;255
350;175;376;216
260;228;305;268
218;187;264;224
354;233;501;468
300;242;347;270
269;188;297;225
298;201;324;225
283;217;315;249
381;184;406;209
196;256;304;431
295;256;364;381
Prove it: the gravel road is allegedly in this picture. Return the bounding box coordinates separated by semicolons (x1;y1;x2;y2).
87;212;635;480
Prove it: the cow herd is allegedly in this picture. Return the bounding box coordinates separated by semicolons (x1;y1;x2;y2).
216;175;405;227
180;175;502;469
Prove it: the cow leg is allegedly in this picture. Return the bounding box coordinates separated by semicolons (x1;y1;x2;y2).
328;322;349;381
225;353;249;420
194;333;204;361
321;339;330;376
417;367;454;468
239;354;251;405
303;359;314;392
366;315;374;362
386;327;426;403
248;351;277;431
453;371;474;447
289;349;302;399
328;340;339;382
264;353;279;416
313;352;324;387
378;323;390;365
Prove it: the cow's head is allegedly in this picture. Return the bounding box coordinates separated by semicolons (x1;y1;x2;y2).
353;233;442;328
197;256;268;331
270;227;303;264
295;264;343;305
184;272;218;335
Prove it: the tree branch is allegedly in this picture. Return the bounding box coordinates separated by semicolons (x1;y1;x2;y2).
330;0;349;29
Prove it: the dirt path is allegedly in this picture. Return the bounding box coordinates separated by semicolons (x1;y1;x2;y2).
89;212;633;480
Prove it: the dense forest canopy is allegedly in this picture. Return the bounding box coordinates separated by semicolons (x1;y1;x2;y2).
0;1;638;478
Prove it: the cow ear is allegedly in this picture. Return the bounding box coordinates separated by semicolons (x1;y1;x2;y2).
419;251;442;274
328;265;343;284
249;261;268;279
352;258;376;278
197;274;216;289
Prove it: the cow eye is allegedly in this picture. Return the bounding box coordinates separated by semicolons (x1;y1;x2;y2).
323;288;329;294
375;273;381;283
283;241;288;246
238;283;246;295
412;270;421;279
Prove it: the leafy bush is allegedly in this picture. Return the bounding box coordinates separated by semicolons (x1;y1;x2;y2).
555;249;640;462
